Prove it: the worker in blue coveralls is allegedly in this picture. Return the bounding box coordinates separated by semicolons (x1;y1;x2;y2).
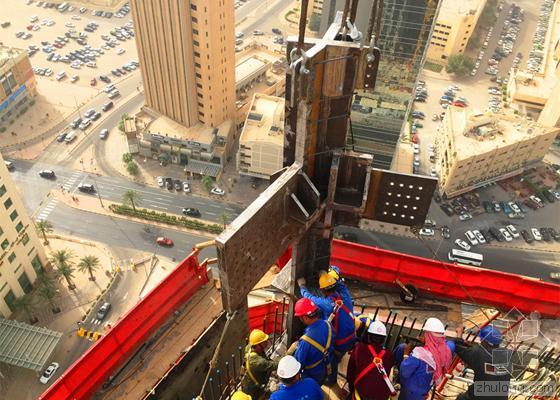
297;266;356;386
290;297;334;385
270;355;324;400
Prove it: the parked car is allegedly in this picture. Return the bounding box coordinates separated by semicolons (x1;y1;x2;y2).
101;101;113;111
440;203;454;216
419;228;434;236
480;229;493;243
539;227;552;242
156;236;173;246
38;169;55;179
455;239;471;251
182;208;201;217
459;212;472;221
441;226;450;239
211;187;225;196
473;230;486;244
99;128;109;139
96;302;111;320
465;230;478;246
531;228;542;241
183;182;190;193
499;228;513;242
547;227;560;241
521;229;533;244
489;227;505;242
174;179;182;190
506;225;520;238
529;195;544;207
40;362;60;384
156;176;164;187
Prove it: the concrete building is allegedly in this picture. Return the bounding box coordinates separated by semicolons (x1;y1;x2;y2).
436;106;558;198
508;0;560;126
130;0;236;129
426;0;487;62
237;94;285;179
0;46;37;129
320;0;442;169
0;155;48;317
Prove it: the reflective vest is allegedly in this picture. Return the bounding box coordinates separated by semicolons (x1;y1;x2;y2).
300;320;333;370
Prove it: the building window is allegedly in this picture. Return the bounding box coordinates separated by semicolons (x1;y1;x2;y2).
192;16;198;23
1;239;9;250
199;111;205;117
10;210;18;221
4;198;12;209
18;272;33;294
190;4;197;10
194;51;200;58
31;255;42;273
196;73;202;79
195;62;201;68
193;29;199;35
0;185;6;197
15;222;23;232
193;40;199;47
22;233;29;245
4;290;16;313
8;252;15;263
196;83;202;89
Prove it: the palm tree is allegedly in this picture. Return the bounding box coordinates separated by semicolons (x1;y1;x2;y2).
36;272;59;313
13;294;37;323
77;255;101;281
50;249;76;290
219;211;230;229
36;219;53;245
122;189;141;212
201;175;213;192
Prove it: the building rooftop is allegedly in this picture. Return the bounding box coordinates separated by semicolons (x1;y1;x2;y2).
436;0;485;21
510;0;560;100
0;46;24;71
446;106;558;158
147;114;217;146
240;93;285;145
235;56;269;88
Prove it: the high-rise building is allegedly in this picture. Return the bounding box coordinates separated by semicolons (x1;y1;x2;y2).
426;0;487;63
130;0;236;128
436;106;558;198
319;0;441;169
0;156;48;317
0;46;37;129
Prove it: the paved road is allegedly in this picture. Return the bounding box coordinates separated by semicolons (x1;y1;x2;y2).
239;0;286;36
9;161;244;223
336;226;560;282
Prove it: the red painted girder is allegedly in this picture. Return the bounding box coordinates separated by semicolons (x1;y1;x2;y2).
330;239;560;318
39;253;209;400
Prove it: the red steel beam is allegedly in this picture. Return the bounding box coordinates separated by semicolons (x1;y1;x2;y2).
330;239;560;319
248;300;286;334
39;251;209;400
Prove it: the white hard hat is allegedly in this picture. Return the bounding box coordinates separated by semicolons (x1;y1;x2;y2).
424;317;445;334
367;320;387;336
277;355;301;379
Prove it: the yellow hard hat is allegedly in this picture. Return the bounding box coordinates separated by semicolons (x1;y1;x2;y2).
319;273;337;289
231;391;252;400
328;268;340;282
249;329;269;346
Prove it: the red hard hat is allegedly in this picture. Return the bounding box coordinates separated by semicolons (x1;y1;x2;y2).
294;298;318;317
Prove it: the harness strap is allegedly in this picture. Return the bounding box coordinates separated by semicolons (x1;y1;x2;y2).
353;345;396;398
245;351;260;387
300;321;332;370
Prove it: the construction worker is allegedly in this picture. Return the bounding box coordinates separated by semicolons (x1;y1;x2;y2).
347;320;396;400
454;325;511;400
353;312;373;342
396;317;452;400
240;329;278;398
291;297;334;385
297;268;355;385
231;391;252;400
270;355;324;400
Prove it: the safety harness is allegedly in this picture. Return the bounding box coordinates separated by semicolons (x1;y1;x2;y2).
352;345;397;399
329;293;355;347
300;320;333;370
245;351;263;388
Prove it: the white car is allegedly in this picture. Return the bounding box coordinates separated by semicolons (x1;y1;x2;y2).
39;362;59;384
465;230;478;246
455;239;471;251
156;176;164;187
499;228;513;242
116;48;125;55
211;187;225;196
531;228;542;241
529;195;543;207
506;224;520;239
183;182;190;193
473;230;486;244
419;228;434;236
459;213;472;221
99;128;109;139
508;202;521;213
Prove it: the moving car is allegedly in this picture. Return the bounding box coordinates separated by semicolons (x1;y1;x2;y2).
78;183;95;193
156;236;173;246
101;101;113;111
454;239;471;251
38;169;55;179
211;187;225;196
182;208;201;217
99;128;109;139
96;302;111;320
40;362;60;384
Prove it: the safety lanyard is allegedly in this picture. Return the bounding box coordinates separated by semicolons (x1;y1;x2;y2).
353;345;396;397
245;351;261;387
329;293;355;346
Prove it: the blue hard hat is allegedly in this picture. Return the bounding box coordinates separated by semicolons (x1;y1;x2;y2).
479;326;502;345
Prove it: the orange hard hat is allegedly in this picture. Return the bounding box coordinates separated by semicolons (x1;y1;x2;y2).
294;298;318;317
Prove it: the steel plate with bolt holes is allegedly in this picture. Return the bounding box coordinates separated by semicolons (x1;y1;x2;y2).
363;169;437;227
216;163;320;311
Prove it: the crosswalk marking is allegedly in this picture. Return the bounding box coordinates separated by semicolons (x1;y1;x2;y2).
62;171;83;191
36;199;59;222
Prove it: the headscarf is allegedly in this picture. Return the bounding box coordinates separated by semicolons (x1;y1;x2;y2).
423;331;452;383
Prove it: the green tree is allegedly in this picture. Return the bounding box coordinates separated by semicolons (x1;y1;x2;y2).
446;54;475;77
36;272;59;313
122;152;133;163
13;294;37;323
201;175;213;192
219;211;230;229
309;13;321;31
122;189;142;212
77;255;101;281
50;249;76;290
118;113;129;132
479;2;497;28
467;34;481;49
127;161;139;175
35;219;53;245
